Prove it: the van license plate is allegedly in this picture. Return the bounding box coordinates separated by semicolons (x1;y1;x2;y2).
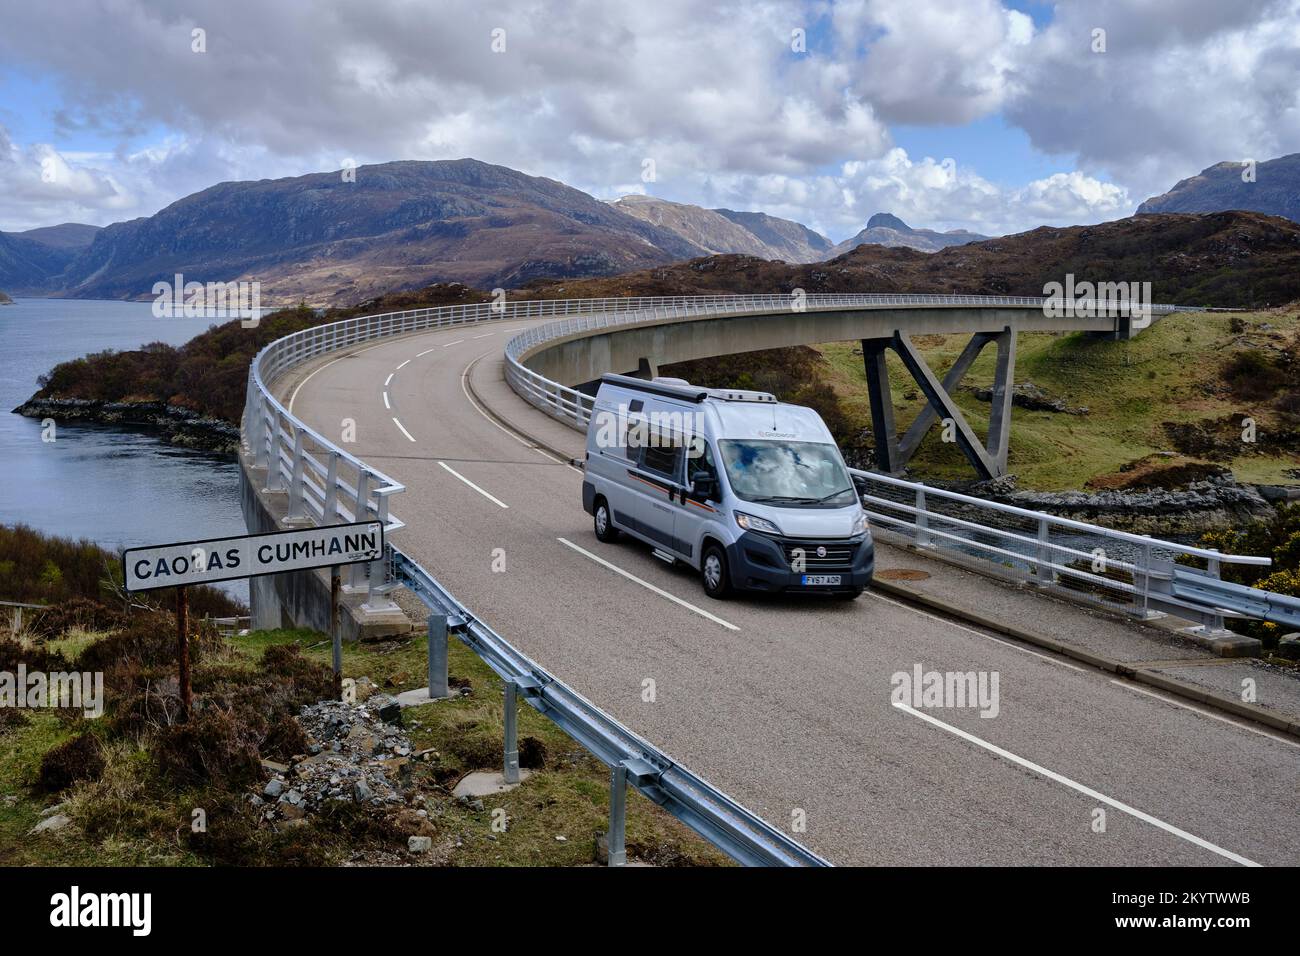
801;574;841;586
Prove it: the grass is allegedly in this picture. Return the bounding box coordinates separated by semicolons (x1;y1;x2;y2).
235;627;730;867
0;624;729;867
815;307;1300;489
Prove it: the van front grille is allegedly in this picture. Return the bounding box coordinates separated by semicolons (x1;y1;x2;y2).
781;542;856;569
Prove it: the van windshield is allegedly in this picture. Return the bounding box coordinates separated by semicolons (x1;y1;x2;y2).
717;439;857;508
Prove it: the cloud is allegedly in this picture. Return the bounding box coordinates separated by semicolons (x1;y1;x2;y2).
0;1;1295;239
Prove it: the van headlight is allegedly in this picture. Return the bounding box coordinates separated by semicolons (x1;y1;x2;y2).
851;511;869;536
735;511;782;536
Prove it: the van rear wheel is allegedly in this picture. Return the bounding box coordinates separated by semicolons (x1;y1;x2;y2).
701;543;732;599
593;497;619;543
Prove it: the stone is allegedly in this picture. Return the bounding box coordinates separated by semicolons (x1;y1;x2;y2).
371;694;403;726
30;814;72;834
352;780;373;803
263;779;285;799
354;677;377;702
408;835;432;853
260;759;289;775
1278;633;1300;661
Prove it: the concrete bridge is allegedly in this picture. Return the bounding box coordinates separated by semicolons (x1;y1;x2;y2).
238;294;1299;867
508;294;1178;480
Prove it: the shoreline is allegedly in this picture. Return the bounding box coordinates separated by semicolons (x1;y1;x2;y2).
12;396;240;455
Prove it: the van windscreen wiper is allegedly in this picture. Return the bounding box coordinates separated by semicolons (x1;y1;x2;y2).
749;494;819;504
815;486;855;503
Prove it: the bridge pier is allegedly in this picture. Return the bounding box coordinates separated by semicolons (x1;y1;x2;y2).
861;327;1017;481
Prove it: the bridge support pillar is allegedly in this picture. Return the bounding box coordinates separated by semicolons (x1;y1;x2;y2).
861;327;1017;481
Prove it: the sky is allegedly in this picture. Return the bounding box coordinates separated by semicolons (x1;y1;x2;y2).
0;0;1296;242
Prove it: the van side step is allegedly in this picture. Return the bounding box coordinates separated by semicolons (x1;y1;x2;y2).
651;549;677;564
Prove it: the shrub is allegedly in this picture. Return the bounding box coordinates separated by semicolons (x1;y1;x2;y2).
36;733;105;792
152;706;261;788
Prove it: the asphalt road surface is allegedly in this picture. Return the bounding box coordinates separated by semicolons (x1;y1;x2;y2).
279;318;1300;866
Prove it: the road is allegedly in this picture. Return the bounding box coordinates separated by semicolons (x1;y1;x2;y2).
279;318;1300;866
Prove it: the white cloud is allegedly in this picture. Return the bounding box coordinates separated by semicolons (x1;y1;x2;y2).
0;0;1295;242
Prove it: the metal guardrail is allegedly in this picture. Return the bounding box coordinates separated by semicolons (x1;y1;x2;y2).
391;549;829;866
849;471;1271;632
241;294;849;866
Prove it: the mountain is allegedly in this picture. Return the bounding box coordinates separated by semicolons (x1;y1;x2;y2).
22;160;704;304
610;196;832;262
0;230;81;294
8;222;101;250
518;210;1300;309
0;290;12;304
712;208;834;262
1137;153;1300;223
829;212;990;256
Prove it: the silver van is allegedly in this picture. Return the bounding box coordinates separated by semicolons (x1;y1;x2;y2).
580;374;873;599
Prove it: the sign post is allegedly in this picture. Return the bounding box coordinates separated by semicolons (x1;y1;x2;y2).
124;521;385;712
330;565;342;697
176;586;191;721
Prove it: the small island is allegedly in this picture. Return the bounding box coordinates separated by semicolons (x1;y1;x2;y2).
0;290;13;305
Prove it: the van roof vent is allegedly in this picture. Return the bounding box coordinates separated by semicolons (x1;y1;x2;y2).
705;388;777;403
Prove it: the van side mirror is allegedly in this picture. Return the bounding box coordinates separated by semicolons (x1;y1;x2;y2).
690;471;716;500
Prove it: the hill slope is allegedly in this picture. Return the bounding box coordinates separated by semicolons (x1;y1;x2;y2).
29;160;704;304
610;196;833;262
522;210;1300;309
1138;153;1300;223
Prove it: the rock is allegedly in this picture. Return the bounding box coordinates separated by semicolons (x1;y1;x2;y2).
279;802;306;821
1278;633;1300;661
352;780;373;803
30;814;72;834
354;677;377;702
370;694;403;726
286;789;303;805
407;835;433;853
260;759;289;775
39;803;67;818
595;832;610;865
263;779;285;799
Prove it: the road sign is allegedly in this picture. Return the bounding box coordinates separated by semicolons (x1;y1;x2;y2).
122;521;384;592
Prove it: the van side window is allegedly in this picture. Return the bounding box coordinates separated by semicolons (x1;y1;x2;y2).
641;442;681;481
692;441;720;493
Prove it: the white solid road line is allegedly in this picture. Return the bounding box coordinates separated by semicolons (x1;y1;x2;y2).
1108;678;1300;750
867;590;1086;673
392;417;416;442
439;461;509;508
891;701;1260;866
557;537;739;631
459;355;582;472
383;391;390;409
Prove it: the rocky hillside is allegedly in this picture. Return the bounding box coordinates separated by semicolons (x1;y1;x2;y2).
829;212;989;256
611;196;832;262
0;290;12;304
521;210;1300;309
1138;153;1300;223
7;222;101;250
14;160;703;305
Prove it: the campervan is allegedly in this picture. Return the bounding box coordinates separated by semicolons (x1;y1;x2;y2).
581;374;873;599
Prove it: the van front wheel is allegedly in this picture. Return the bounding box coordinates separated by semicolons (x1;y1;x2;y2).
701;543;732;599
593;498;619;543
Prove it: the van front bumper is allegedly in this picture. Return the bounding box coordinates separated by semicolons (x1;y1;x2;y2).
725;530;874;594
